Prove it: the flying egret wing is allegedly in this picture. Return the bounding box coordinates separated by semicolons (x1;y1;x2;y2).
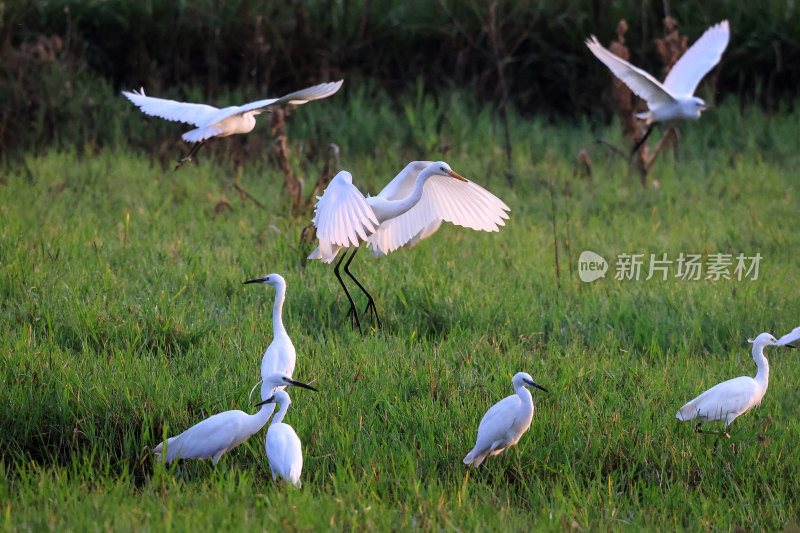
122;89;221;127
586;36;676;108
367;174;510;254
236;80;344;114
663;21;729;97
311;171;379;256
776;326;800;346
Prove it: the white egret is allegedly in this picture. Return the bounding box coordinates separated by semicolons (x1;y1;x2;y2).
152;373;316;464
676;331;795;437
257;389;304;488
776;326;800;347
243;274;296;403
463;372;548;467
586;21;729;151
122;80;343;169
308;161;510;331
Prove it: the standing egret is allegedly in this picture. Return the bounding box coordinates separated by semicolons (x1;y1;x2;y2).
463;372;548;467
676;331;795;437
123;80;343;169
308;161;510;331
586;21;729;152
244;274;296;403
152;373;317;464
257;389;305;488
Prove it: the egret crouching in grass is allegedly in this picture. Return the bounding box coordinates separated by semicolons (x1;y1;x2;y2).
257;389;306;488
676;331;796;438
244;274;297;403
586;20;729;153
309;161;510;332
153;373;317;464
122;80;343;170
463;372;547;467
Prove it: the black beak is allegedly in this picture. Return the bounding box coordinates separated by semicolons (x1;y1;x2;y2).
525;379;548;393
243;277;267;285
787;344;797;349
255;395;275;407
286;378;318;392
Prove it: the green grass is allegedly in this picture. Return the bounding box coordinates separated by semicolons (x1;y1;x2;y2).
2;99;800;531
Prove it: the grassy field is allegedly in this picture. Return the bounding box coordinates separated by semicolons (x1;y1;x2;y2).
2;97;800;531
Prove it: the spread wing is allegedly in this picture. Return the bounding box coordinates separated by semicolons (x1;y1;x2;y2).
236;80;344;114
367;174;510;254
776;326;800;346
374;161;434;200
311;171;379;257
586;35;676;109
122;88;221;127
663;21;729;97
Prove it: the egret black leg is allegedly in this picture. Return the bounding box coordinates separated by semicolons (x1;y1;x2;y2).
175;141;207;171
343;247;382;329
630;124;654;156
333;250;361;333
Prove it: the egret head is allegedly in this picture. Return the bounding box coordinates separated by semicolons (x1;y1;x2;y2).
747;332;779;349
512;372;548;393
261;371;318;392
243;273;286;289
255;389;291;407
433;161;468;182
692;96;709;116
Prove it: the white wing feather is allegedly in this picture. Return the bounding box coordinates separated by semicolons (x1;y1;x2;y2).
311;171;379;256
776;326;800;346
123;80;343;129
375;161;434;200
586;35;676;109
122;88;221;127
663;21;730;97
367;175;509;254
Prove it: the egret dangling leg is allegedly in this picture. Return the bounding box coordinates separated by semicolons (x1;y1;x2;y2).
343;248;382;329
175;141;207;171
630;124;654;156
333;250;361;333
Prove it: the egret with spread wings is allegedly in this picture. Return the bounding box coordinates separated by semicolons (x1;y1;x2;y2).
123;80;343;169
308;161;510;331
586;21;729;152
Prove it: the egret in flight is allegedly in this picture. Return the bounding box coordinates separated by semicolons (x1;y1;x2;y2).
244;274;296;404
309;161;510;331
586;21;729;152
676;331;796;438
257;389;305;488
463;372;548;467
123;80;343;169
152;373;317;464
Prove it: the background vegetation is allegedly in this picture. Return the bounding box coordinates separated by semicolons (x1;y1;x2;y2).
2;0;799;155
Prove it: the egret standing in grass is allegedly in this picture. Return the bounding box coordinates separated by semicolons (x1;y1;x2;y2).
257;389;306;488
463;372;548;467
152;373;317;464
586;21;729;152
309;161;510;331
123;80;343;169
676;331;796;438
243;274;296;403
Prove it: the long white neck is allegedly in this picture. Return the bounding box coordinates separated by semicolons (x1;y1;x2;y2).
373;166;439;222
514;384;534;413
271;399;291;426
272;282;288;338
246;403;275;435
752;342;769;388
